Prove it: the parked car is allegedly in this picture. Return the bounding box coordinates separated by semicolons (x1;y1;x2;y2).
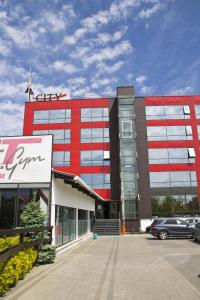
193;222;200;242
146;218;164;233
151;218;194;240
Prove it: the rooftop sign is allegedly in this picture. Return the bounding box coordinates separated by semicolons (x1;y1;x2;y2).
30;91;70;102
0;135;52;183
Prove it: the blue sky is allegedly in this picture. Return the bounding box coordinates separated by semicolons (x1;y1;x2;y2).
0;0;200;135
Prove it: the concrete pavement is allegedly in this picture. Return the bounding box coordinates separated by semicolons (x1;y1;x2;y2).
4;235;200;300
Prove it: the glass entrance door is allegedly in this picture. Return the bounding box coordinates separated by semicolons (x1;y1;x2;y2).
0;190;17;229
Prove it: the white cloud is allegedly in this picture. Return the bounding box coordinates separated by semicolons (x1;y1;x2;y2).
135;75;147;85
67;77;86;86
95;26;128;45
44;12;66;32
52;61;78;73
169;86;193;96
64;0;140;45
138;1;165;19
96;61;125;75
91;77;117;89
0;23;39;49
84;40;133;66
140;85;154;95
0;101;24;136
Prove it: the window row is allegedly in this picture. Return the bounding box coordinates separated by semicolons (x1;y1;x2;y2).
81;108;109;122
53;151;110;167
81;150;110;166
33;128;110;144
150;171;197;188
33;129;70;144
81;128;109;143
33;107;109;124
151;195;199;217
145;105;190;120
147;126;192;141
148;148;195;164
34;109;71;124
80;173;110;189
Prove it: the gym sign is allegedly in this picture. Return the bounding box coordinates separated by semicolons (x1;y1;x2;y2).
0;135;52;183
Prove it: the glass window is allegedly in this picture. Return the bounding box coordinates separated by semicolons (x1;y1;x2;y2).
148;148;195;164
53;151;70;166
195;105;200;118
81;108;109;122
150;171;197;188
147;126;192;141
34;109;71;124
78;209;88;237
81;128;109;143
121;121;133;138
145;105;190;120
33;129;70;144
151;195;199;217
81;150;110;166
55;205;76;246
80;173;110;189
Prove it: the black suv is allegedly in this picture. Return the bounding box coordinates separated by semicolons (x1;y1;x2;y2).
151;218;194;240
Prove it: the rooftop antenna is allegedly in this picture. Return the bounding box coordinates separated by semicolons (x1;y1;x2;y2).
25;68;34;101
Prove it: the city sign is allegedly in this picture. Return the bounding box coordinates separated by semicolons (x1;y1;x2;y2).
31;91;70;102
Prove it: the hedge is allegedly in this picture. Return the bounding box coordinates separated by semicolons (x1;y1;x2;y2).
0;236;20;252
0;247;37;296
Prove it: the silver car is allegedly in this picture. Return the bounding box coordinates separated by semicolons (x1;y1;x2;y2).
193;222;200;242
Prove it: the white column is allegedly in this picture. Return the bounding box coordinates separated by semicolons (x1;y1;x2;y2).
76;208;78;239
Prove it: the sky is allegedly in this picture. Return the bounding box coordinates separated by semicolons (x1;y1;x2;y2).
0;0;200;136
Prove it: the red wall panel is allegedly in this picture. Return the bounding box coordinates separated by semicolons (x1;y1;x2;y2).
23;99;111;200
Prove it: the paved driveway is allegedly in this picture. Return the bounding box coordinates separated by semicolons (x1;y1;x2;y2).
5;235;200;300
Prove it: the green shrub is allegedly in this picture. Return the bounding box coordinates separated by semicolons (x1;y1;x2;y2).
0;247;37;296
37;244;56;264
0;236;20;252
20;197;56;265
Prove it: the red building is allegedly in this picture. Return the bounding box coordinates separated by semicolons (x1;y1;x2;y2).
23;87;200;231
23;97;111;200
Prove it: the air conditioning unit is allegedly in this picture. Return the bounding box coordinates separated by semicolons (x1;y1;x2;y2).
183;106;190;115
188;148;195;158
104;151;110;160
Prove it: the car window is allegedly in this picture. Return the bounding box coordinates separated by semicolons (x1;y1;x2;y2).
164;219;177;224
177;219;184;225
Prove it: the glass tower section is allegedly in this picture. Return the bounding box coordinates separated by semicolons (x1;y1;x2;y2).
117;88;138;219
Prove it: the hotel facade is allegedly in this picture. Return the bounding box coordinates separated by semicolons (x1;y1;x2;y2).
23;86;200;231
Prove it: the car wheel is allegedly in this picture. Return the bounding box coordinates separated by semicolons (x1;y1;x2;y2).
158;230;168;240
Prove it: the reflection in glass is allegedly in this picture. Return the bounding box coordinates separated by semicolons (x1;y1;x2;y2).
151;195;199;217
146;105;190;120
81;128;109;143
78;209;88;237
81;150;110;166
148;148;195;164
55;205;76;246
34;109;71;124
150;171;197;188
147;126;192;141
33;129;70;144
53;151;70;166
80;173;110;189
81;108;109;122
